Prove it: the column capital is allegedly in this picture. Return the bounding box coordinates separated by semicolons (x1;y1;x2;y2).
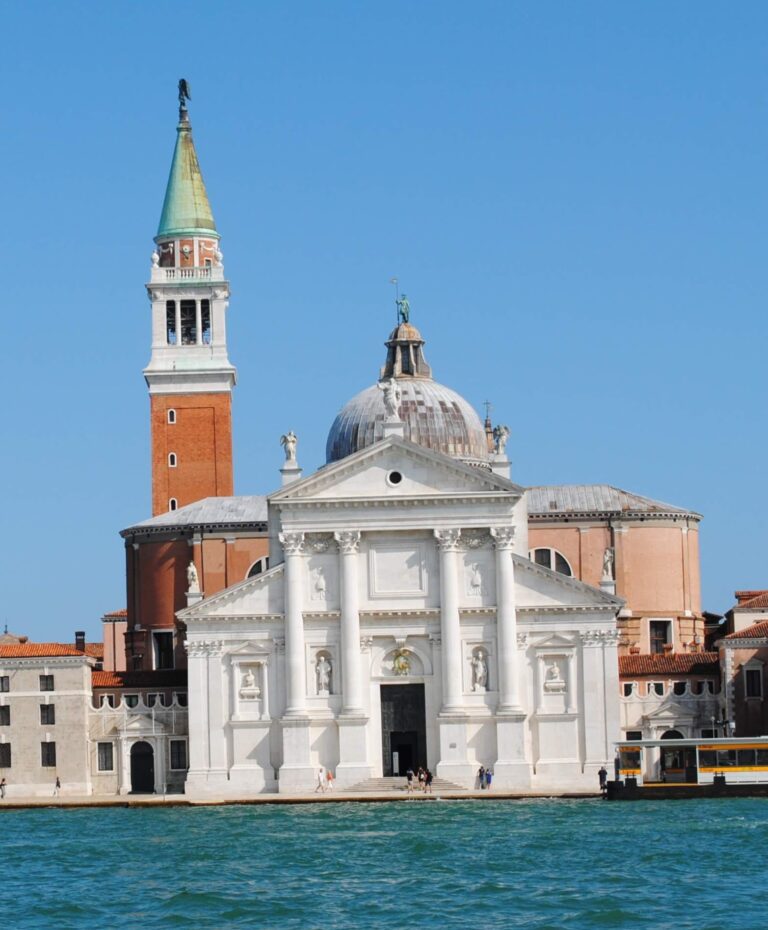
334;530;361;554
491;526;516;550
434;528;462;552
279;531;305;555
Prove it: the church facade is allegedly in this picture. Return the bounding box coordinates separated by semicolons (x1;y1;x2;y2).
178;314;622;794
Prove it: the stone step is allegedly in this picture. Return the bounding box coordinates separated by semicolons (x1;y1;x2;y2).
341;776;468;793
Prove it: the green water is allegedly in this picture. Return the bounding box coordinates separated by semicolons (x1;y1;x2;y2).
1;798;764;928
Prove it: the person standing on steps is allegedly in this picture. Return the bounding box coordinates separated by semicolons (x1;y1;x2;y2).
485;768;493;791
478;765;486;789
424;769;433;794
0;777;6;799
406;767;414;793
598;765;608;794
53;777;61;798
326;769;335;790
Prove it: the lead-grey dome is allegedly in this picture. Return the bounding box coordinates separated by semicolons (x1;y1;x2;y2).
325;319;490;466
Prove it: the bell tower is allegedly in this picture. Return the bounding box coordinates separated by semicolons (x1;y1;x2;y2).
144;82;236;516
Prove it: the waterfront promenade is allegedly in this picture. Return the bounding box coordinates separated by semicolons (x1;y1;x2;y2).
0;785;598;810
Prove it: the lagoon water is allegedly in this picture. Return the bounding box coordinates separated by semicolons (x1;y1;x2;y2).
2;798;765;929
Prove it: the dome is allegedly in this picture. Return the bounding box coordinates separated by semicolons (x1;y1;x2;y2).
325;314;491;466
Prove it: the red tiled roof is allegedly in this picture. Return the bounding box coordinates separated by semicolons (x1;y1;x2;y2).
92;669;188;689
619;653;719;676
84;643;104;659
724;621;768;641
0;643;90;658
734;592;768;610
102;609;128;618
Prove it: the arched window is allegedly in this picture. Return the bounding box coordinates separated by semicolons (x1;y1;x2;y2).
167;409;176;425
246;557;269;579
168;453;177;467
661;729;684;740
169;498;178;512
529;547;573;576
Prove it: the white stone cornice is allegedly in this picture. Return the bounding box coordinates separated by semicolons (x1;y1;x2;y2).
0;656;93;670
186;639;225;658
334;530;361;554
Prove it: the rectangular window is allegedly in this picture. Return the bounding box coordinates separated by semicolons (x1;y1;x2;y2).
166;300;177;344
700;728;717;739
180;299;196;344
0;707;9;726
97;742;114;772
737;749;756;767
625;730;643;741
649;621;671;655
100;694;115;708
0;744;10;767
651;682;664;696
201;299;211;344
153;632;174;670
746;668;763;699
40;704;55;725
673;681;687;696
41;742;56;767
124;694;139;708
39;675;54;692
0;677;8;693
174;692;188;707
170;740;187;770
622;683;633;697
146;693;168;708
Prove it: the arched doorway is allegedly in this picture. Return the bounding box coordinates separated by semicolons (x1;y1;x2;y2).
659;731;696;783
130;741;155;793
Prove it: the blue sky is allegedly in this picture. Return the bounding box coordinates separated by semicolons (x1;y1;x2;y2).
2;1;766;640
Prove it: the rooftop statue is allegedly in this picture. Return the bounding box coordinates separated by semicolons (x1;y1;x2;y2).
280;431;298;463
178;78;191;110
396;294;410;324
493;424;510;455
378;378;402;421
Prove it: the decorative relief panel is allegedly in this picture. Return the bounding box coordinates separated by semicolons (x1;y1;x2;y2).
369;543;427;598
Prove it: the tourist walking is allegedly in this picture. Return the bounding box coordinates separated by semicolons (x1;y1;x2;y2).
0;777;6;799
315;766;326;793
424;769;433;794
406;767;414;793
53;777;61;797
478;765;486;789
485;768;493;790
326;769;335;790
417;767;425;791
598;765;608;793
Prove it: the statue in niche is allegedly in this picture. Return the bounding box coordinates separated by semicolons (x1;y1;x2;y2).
393;648;411;676
311;567;327;601
316;654;332;695
544;661;566;693
493;424;510;455
240;666;260;700
602;548;615;581
280;431;298;463
468;563;483;596
471;649;488;692
378;378;402;421
186;561;200;593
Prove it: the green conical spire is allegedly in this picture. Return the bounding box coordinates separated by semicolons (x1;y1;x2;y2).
156;107;217;239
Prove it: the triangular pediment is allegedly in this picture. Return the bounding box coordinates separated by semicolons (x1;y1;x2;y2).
514;555;623;612
270;436;523;504
178;564;285;621
643;703;694;722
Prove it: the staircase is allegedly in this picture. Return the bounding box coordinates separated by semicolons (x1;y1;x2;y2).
341;776;468;794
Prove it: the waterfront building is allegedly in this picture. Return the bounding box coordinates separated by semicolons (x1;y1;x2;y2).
0;636;99;797
718;590;768;737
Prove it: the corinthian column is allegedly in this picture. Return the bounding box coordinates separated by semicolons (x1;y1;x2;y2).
492;526;521;713
279;531;307;717
434;529;464;713
334;530;364;716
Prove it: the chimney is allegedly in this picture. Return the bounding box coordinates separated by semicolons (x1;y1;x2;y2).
75;630;86;652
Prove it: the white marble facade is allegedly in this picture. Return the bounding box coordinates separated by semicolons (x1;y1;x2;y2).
179;436;621;795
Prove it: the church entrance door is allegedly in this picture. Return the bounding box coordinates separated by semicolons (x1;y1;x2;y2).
380;684;426;776
130;741;155;793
